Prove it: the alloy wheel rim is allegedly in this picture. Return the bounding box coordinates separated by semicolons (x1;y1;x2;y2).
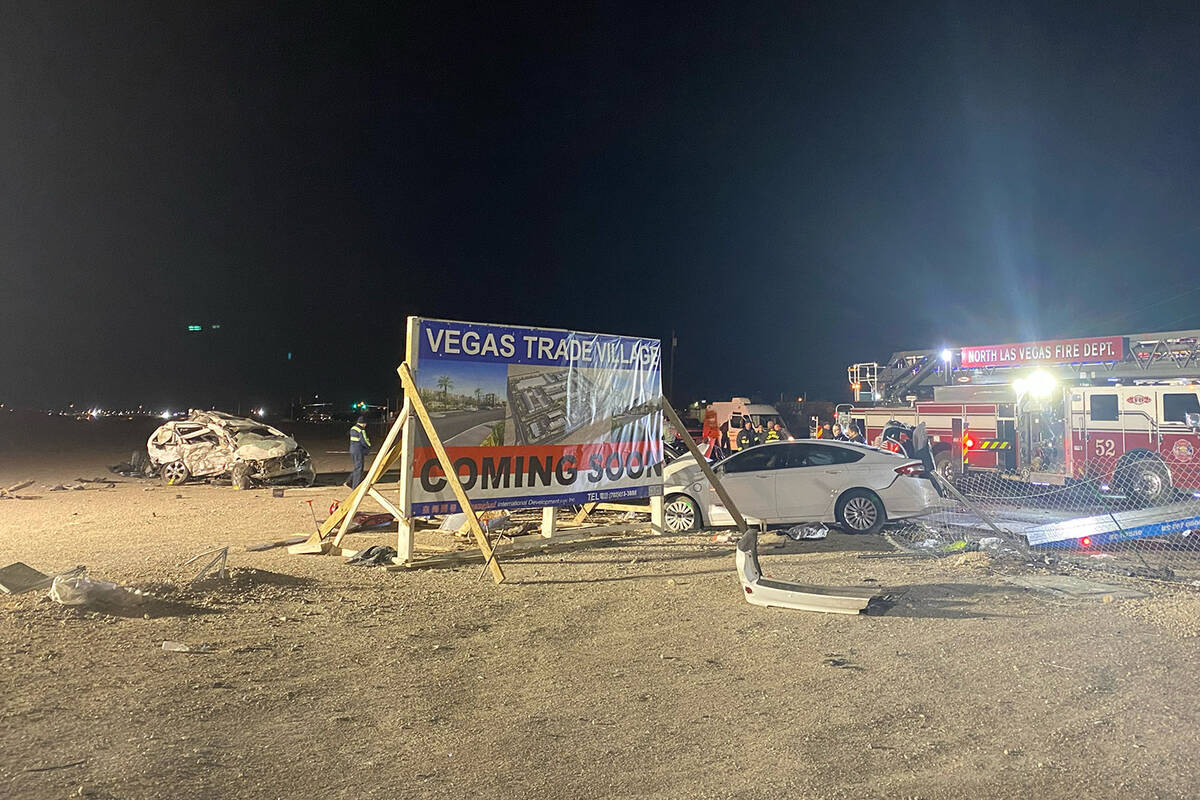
164;463;187;484
844;497;877;530
664;500;695;532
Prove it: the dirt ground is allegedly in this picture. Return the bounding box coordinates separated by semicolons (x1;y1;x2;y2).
2;413;1199;799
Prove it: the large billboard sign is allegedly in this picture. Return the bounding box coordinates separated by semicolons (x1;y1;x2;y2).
960;336;1124;369
401;317;664;517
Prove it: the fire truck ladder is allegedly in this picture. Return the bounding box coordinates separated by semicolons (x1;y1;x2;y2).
862;329;1200;400
847;362;878;402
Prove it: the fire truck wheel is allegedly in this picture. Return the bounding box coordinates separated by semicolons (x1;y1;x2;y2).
933;451;956;485
836;489;885;535
1119;458;1171;506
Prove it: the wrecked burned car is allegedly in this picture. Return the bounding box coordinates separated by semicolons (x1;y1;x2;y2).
146;411;315;488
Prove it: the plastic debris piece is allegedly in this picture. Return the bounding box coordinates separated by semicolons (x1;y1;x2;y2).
48;571;144;608
161;641;214;654
786;523;829;541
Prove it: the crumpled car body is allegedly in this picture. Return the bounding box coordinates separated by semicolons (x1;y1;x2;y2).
146;411;315;486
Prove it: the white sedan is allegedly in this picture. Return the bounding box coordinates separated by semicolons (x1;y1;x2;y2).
661;440;940;535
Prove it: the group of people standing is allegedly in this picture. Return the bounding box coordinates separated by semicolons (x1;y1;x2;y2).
815;421;864;443
729;419;785;451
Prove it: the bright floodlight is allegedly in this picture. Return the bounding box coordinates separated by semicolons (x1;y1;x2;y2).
940;348;953;362
1016;369;1056;399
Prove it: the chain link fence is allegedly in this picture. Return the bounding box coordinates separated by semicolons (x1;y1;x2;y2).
886;453;1200;589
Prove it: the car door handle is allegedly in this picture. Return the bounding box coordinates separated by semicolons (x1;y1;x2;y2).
755;474;771;479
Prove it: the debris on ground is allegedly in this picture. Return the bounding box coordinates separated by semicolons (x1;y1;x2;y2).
953;550;991;568
180;547;230;587
346;545;398;566
48;570;145;608
784;523;829;541
162;640;214;654
0;479;38;500
245;536;309;552
0;562;53;594
345;512;396;534
441;510;511;538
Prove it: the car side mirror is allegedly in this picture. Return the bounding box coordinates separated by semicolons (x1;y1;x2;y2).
1186;412;1200;429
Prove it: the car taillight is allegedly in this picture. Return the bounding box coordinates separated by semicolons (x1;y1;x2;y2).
895;462;926;477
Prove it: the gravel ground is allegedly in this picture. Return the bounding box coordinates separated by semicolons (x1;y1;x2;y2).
2;414;1199;799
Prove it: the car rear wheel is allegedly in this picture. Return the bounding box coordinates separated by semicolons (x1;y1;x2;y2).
664;495;701;533
160;461;189;486
836;489;885;535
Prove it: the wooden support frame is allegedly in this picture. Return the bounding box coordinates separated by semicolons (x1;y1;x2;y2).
288;353;741;580
397;362;506;584
289;407;409;556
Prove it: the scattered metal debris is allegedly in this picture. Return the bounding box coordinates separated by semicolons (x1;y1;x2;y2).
180;547;230;587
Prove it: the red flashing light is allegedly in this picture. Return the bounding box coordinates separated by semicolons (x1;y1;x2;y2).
963;435;975;449
1081;536;1092;547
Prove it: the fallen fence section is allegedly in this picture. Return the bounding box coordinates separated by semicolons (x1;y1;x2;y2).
1025;505;1200;548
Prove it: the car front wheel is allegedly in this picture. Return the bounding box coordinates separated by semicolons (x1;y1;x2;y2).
663;495;701;533
160;461;189;486
836;489;885;534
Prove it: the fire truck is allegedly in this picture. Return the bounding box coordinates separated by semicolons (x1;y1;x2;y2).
844;331;1200;505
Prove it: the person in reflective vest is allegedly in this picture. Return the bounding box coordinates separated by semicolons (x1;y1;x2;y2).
345;415;371;488
765;422;782;442
736;420;755;450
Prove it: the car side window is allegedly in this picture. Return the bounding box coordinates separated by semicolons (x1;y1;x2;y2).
782;443;864;467
722;447;785;473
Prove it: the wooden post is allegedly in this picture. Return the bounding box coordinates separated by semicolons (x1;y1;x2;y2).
398;363;506;584
396;516;413;564
541;506;557;538
660;396;748;533
649;494;664;534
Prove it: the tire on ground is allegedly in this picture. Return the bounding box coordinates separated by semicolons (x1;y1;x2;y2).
835;488;886;535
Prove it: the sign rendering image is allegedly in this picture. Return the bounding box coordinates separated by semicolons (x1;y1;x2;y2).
402;317;664;516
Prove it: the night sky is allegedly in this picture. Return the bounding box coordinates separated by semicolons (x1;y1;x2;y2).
3;2;1200;411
